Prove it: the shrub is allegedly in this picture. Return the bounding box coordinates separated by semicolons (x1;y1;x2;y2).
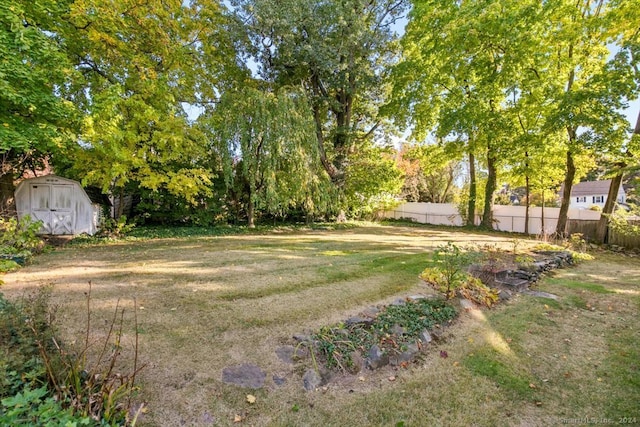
1;385;94;426
0;286;144;425
420;243;499;307
420;242;480;298
0;215;45;256
97;216;135;239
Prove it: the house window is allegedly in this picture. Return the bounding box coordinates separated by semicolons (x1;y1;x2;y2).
593;196;604;203
576;196;586;203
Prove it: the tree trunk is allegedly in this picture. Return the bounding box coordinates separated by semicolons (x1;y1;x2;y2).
595;110;640;243
595;174;623;243
247;199;255;228
467;151;477;226
0;171;16;218
247;186;256;228
481;148;497;229
555;149;576;237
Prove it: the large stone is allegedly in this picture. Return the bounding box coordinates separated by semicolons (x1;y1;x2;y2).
498;289;512;301
367;345;389;370
418;330;432;344
390;344;419;366
391;324;406;336
345;316;374;327
303;369;323;391
275;345;296;364
361;306;380;318
349;351;366;373
293;333;311;343
221;364;266;389
460;298;475;310
273;374;287;386
522;290;560;300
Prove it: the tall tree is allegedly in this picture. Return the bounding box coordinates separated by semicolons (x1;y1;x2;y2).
594;0;640;242
231;0;407;193
60;0;237;206
207;86;329;227
544;0;634;236
0;0;78;214
391;0;543;228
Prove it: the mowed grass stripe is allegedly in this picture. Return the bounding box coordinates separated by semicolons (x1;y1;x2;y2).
214;252;428;301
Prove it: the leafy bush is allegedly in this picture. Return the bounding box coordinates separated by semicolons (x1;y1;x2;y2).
607;210;640;237
97;216;136;239
419;242;499;307
1;385;94;426
420;242;480;298
0;215;45;256
421;267;499;307
0;286;144;425
0;259;20;274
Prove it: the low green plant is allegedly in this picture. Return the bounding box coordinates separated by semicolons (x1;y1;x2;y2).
0;215;45;256
514;254;535;265
0;286;144;425
457;276;500;307
1;385;94;426
97;216;136;239
423;242;480;298
0;259;20;274
311;298;457;372
567;233;587;252
420;243;500;307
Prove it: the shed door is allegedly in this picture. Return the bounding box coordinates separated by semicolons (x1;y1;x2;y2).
30;184;75;234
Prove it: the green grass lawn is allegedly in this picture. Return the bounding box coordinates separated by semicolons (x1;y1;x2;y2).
2;224;639;426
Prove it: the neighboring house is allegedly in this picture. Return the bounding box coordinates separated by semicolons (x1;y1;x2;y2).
14;175;110;235
559;179;626;210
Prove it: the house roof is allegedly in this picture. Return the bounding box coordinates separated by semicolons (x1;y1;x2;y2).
558;179;625;197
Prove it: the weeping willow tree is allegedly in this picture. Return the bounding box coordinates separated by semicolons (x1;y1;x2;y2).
206;86;332;227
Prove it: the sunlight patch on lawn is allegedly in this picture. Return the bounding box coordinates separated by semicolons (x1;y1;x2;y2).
468;303;514;357
612;288;640;295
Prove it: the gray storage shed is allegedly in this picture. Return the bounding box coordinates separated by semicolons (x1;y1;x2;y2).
14;175;107;235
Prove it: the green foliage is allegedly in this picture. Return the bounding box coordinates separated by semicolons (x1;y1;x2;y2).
1;385;94;426
97;216;135;239
606;210;640;237
233;0;406;195
0;286;143;425
343;145;404;219
0;0;79;199
397;143;462;203
420;243;501;306
0;215;45;256
311;298;457;372
375;299;457;337
421;243;480;298
0;259;20;273
206;86;333;227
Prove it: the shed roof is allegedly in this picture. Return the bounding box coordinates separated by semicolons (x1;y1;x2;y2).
84;186;112;206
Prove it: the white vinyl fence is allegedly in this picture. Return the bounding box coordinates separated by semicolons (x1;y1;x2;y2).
385;203;601;235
